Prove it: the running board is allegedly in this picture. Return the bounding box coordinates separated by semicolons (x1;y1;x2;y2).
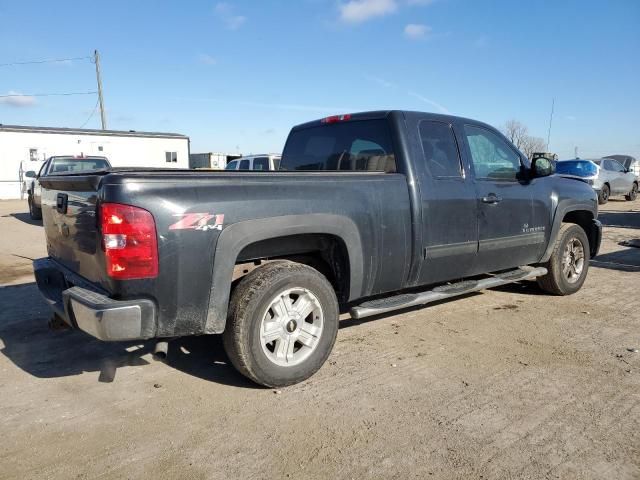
350;266;547;320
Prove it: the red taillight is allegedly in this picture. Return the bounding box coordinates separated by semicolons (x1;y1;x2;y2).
100;203;158;279
321;114;352;124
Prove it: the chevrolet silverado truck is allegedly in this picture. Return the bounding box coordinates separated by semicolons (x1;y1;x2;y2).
33;111;602;387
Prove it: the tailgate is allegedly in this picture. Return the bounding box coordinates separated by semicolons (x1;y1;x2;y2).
39;174;107;285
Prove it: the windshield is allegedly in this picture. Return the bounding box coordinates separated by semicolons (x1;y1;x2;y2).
48;157;110;174
555;160;599;177
280;119;396;172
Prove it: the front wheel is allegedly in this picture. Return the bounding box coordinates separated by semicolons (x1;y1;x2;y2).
537;223;590;295
28;196;42;220
598;184;610;205
625;183;638;201
223;260;339;387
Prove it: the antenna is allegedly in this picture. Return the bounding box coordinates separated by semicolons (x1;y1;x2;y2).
546;98;554;151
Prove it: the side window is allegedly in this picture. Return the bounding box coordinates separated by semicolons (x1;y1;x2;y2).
29;148;38;161
225;160;238;170
165;151;177;163
419;121;462;178
613;161;625;172
252;157;269;170
239;159;250;170
464;125;521;181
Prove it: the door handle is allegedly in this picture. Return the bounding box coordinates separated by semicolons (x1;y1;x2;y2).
481;194;502;204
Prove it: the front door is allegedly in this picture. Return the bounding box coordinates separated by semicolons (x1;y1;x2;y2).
462;124;545;273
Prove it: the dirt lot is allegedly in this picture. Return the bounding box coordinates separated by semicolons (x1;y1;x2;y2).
0;197;638;479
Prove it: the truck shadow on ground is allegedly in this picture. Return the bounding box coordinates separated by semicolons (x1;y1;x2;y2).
1;212;42;226
0;283;258;389
598;210;640;229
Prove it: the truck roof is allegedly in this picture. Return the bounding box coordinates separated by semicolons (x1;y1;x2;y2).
291;110;492;131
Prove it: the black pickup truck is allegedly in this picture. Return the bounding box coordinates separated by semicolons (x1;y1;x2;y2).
34;111;602;387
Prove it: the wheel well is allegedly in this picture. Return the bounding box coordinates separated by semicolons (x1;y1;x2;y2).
235;234;351;303
562;210;597;256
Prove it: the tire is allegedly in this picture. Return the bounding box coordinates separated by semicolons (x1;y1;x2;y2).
28;196;42;220
598;184;610;205
625;182;638;201
223;260;339;387
537;223;590;295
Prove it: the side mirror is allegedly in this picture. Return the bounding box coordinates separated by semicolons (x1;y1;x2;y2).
24;170;36;178
531;157;555;178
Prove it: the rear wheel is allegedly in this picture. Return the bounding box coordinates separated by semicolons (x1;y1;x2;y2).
223;261;339;387
598;184;610;205
625;182;638;201
28;196;42;220
537;223;590;295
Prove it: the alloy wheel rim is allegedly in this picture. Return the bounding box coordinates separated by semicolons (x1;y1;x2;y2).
259;287;324;367
562;237;585;284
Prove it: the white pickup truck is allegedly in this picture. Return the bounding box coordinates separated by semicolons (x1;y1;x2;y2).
25;156;111;220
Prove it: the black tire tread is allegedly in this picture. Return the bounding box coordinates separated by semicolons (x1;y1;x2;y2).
223;260;338;387
537;223;589;295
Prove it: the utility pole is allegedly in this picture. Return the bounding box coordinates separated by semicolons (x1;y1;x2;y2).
94;50;107;130
546;98;554;151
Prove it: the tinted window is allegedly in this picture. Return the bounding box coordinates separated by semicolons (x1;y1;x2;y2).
48;158;110;174
464;125;521;181
281;119;396;172
239;159;250;170
165;151;177;163
419;121;462;178
225;160;238;170
252;157;269;170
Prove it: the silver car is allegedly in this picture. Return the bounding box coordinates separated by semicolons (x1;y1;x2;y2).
555;158;638;204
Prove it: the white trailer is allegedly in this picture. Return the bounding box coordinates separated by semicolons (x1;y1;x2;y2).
0;125;190;199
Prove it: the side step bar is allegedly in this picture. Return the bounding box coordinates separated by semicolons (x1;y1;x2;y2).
350;266;547;320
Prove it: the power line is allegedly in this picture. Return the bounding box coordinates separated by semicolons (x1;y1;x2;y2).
0;56;92;67
0;91;97;98
79;99;100;129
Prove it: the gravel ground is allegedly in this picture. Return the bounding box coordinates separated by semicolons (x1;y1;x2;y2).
0;197;638;480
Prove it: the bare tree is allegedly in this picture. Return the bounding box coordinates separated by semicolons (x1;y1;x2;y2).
520;135;547;159
502;119;528;150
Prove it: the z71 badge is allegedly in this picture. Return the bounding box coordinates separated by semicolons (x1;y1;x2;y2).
169;213;225;231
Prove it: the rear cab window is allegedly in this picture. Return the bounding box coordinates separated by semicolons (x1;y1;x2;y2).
280;119;396;172
419;121;463;178
47;157;110;175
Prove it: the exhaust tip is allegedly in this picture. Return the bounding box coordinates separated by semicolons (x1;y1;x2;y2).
153;340;169;360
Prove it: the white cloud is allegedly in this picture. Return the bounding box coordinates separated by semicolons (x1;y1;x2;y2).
198;53;217;65
408;91;450;114
0;91;37;108
214;2;247;30
404;23;431;39
364;74;396;89
339;0;397;23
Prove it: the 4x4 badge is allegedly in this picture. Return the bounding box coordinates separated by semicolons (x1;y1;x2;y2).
169;213;224;231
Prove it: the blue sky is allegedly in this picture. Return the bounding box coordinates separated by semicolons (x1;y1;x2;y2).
0;0;638;158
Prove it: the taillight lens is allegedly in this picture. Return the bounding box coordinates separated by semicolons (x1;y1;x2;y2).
100;203;158;279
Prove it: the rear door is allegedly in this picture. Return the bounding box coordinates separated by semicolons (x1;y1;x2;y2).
462;124;546;272
412;119;479;285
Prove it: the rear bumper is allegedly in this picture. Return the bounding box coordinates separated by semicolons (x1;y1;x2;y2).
33;258;156;341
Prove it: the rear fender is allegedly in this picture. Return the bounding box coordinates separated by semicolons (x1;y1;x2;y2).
204;214;363;333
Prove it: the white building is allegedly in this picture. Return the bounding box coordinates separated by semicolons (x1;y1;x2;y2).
0;124;190;199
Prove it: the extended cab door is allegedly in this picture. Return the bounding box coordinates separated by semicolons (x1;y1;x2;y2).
410;118;479;285
461;124;548;272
